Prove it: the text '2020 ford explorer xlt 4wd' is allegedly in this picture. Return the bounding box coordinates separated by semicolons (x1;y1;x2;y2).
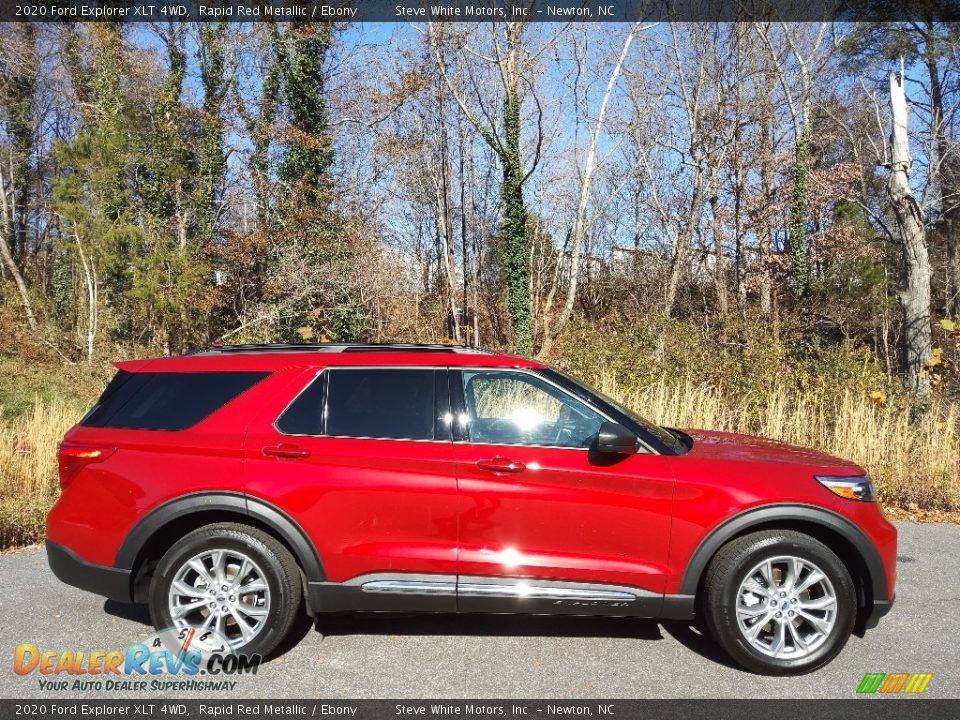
47;343;896;675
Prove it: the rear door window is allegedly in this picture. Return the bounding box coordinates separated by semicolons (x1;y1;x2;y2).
277;369;438;440
82;371;268;431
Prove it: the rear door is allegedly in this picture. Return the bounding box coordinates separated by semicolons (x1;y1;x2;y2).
243;366;460;610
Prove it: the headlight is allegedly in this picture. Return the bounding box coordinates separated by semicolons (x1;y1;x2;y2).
816;475;875;501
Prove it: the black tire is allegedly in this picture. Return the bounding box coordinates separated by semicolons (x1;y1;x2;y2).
148;523;303;658
703;529;856;675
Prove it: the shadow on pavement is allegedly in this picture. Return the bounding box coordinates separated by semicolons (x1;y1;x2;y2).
315;612;664;641
103;600;315;662
102;600;740;669
104;600;151;625
659;621;741;670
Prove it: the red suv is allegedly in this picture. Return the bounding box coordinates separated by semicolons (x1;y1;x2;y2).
47;343;896;674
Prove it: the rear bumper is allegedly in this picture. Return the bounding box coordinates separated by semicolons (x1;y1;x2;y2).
46;541;133;603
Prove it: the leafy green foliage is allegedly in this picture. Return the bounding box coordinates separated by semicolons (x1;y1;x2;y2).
196;23;228;246
52;24;218;355
500;86;532;355
278;22;335;211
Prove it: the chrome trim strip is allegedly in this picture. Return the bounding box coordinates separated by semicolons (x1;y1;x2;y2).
457;583;636;602
457;575;651;601
341;572;457;587
361;580;456;596
330;572;654;603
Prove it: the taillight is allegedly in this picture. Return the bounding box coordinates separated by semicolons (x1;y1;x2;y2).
57;443;116;489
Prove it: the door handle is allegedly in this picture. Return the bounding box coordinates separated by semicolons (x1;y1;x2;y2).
476;457;525;473
262;443;310;459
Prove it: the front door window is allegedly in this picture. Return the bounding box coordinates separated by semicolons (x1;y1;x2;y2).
461;370;604;449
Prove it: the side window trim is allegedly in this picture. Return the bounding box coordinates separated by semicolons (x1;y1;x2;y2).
449;368;654;453
435;368;453;442
275;367;452;443
273;369;327;437
448;368;470;442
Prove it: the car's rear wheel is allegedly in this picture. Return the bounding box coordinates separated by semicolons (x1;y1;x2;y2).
148;523;303;658
703;529;856;675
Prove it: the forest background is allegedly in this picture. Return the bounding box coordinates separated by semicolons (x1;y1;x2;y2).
1;16;959;547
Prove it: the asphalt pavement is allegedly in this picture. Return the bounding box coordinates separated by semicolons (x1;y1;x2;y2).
1;522;956;699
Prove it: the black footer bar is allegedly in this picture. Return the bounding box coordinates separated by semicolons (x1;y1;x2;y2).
4;699;957;720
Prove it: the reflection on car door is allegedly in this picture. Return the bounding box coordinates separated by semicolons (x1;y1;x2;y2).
450;368;675;615
244;367;460;611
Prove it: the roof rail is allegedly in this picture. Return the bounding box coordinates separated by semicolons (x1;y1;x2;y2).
186;342;489;355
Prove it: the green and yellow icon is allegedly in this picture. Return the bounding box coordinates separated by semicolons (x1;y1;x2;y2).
857;672;933;695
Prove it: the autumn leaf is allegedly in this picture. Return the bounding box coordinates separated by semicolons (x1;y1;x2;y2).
296;326;314;340
940;318;957;332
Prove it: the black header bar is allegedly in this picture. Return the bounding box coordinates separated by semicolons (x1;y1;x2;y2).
4;0;960;23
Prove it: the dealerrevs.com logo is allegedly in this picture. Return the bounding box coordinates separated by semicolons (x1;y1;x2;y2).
856;672;933;695
13;627;261;693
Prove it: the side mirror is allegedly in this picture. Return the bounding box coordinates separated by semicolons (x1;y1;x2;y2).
596;421;638;454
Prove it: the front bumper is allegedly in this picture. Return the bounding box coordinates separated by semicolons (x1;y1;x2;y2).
47;541;133;603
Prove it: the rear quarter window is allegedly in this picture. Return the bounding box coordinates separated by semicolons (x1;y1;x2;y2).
82;370;269;431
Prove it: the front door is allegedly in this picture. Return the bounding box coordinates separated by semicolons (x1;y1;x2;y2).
244;366;460;611
450;368;675;616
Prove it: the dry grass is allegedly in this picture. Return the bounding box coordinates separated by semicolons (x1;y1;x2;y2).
596;373;960;511
0;399;85;548
0;379;957;550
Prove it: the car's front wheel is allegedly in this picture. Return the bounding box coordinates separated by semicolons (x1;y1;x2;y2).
703;529;856;675
148;523;303;658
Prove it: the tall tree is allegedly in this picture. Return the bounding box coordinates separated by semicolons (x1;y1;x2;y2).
538;23;644;357
54;24;138;361
279;21;334;215
196;22;228;246
0;23;37;265
428;21;543;354
888;69;933;397
242;25;283;228
757;22;831;297
849;18;960;314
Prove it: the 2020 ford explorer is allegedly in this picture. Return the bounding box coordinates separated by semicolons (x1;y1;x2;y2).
47;343;896;675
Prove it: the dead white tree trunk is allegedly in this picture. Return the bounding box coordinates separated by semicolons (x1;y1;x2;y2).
538;22;643;358
0;157;38;330
73;231;98;366
888;69;932;398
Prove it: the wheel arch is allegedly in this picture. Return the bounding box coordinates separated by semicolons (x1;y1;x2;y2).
680;504;887;631
115;492;325;605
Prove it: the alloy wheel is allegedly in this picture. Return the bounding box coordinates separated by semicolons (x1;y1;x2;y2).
167;549;271;650
735;555;838;659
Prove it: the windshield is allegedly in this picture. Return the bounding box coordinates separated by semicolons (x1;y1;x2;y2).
539;368;686;454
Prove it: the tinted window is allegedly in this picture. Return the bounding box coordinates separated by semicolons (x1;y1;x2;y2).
275;373;326;435
82;371;268;431
462;370;603;448
325;369;436;440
